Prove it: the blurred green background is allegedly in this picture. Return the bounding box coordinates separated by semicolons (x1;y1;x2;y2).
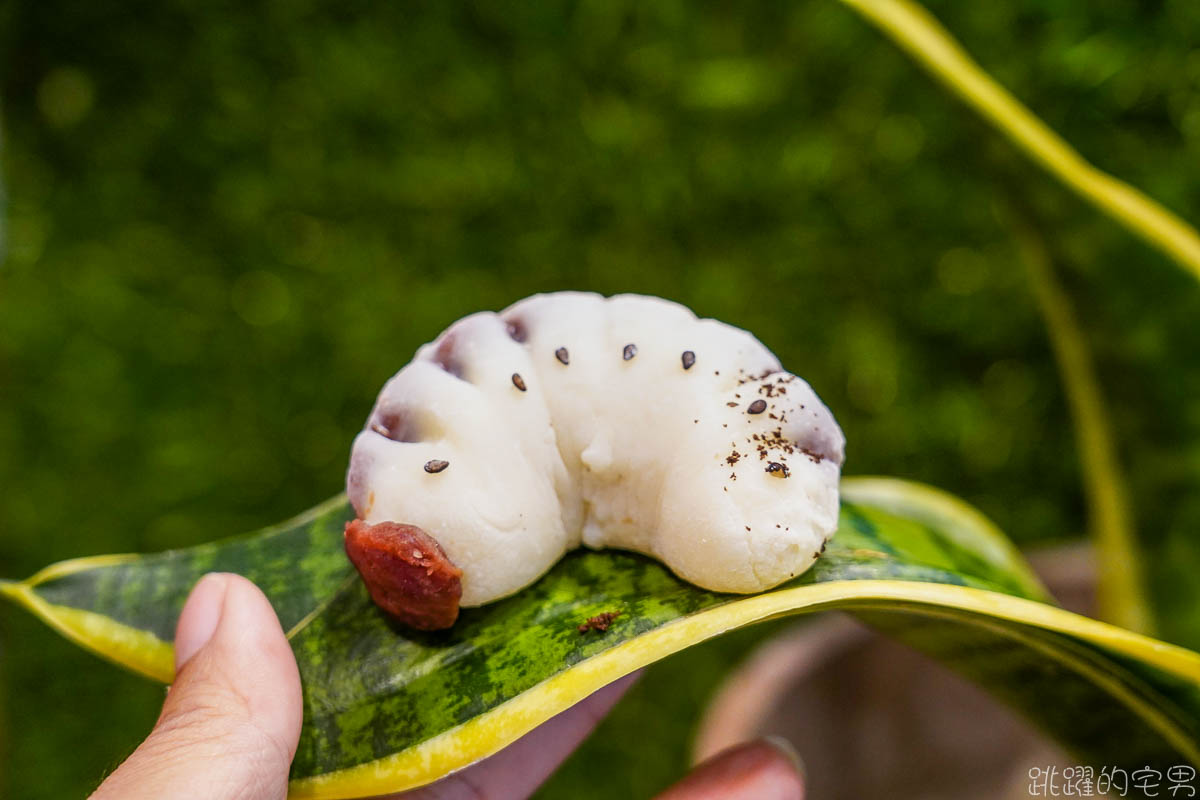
3;0;1200;796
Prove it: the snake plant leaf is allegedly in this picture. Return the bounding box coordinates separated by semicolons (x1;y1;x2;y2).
2;477;1199;799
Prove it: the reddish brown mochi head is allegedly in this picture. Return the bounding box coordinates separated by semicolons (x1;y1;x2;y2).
343;519;463;630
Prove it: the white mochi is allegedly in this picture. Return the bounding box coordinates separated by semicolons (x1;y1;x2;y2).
347;292;845;606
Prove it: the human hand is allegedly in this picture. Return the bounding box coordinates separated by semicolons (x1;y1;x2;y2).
91;573;804;800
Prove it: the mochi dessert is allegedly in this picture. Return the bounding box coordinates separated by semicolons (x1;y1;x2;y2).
345;292;845;629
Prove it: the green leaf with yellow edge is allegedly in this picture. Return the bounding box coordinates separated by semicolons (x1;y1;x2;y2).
2;477;1199;798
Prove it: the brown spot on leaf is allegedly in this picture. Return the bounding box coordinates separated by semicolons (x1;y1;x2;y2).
578;611;621;633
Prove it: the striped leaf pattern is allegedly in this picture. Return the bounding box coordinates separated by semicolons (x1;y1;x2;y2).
3;477;1197;798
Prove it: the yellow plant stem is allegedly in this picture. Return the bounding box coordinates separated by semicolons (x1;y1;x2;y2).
839;0;1200;280
1009;216;1154;634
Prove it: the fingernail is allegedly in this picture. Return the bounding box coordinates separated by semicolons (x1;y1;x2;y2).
762;735;806;781
173;573;230;670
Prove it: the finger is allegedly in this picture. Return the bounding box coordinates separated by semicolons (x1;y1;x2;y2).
652;738;805;800
91;573;303;800
398;671;641;800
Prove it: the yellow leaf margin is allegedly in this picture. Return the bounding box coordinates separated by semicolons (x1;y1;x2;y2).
0;554;174;682
288;580;1200;799
5;478;1199;798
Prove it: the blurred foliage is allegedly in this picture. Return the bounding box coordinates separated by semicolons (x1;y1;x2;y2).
2;0;1200;797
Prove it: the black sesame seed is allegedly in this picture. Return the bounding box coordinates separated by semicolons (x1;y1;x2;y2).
681;350;696;370
555;347;570;365
623;343;637;361
512;373;527;392
747;399;767;414
423;459;449;474
766;462;790;478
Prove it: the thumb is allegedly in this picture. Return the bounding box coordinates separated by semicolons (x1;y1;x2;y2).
91;573;303;800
